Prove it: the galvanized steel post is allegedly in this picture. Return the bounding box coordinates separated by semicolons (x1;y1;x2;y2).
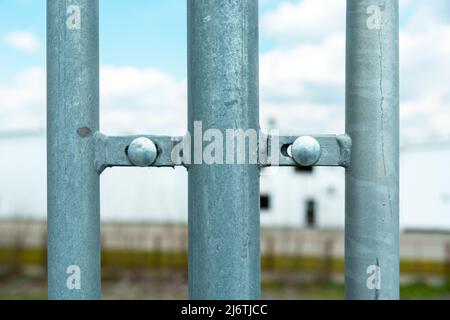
44;0;401;301
47;0;100;299
187;0;260;299
345;0;400;299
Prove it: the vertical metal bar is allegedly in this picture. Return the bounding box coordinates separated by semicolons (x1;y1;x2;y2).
187;0;260;299
47;0;100;299
345;0;399;299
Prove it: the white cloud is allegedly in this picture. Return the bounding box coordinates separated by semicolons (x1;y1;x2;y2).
0;65;187;135
260;1;346;133
399;6;450;141
3;31;40;53
261;33;345;98
259;0;450;142
100;65;187;135
262;0;345;44
0;59;344;138
1;1;450;144
0;67;45;131
260;32;345;133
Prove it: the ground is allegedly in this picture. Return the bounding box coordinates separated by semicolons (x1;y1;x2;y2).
1;269;449;300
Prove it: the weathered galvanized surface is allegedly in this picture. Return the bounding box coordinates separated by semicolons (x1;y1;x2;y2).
94;133;184;173
345;0;400;300
267;135;352;168
47;0;101;299
44;0;400;301
291;136;323;167
96;133;350;171
187;0;261;299
126;137;158;167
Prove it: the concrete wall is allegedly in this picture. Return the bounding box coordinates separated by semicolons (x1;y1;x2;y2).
1;220;449;262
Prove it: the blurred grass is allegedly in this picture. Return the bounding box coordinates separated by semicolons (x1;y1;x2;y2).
401;281;450;300
1;246;449;300
1;247;449;276
2;279;450;300
263;280;450;300
0;293;47;300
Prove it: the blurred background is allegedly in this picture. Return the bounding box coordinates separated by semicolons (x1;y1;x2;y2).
1;0;450;299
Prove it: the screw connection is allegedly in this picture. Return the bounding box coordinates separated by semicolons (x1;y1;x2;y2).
291;136;322;167
127;137;158;167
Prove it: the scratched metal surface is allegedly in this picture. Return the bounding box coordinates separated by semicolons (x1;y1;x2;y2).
187;0;260;299
47;0;101;299
45;0;399;302
267;135;352;168
94;133;184;173
96;133;350;170
345;0;400;300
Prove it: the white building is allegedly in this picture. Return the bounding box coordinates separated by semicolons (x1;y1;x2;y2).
260;166;344;228
0;135;449;231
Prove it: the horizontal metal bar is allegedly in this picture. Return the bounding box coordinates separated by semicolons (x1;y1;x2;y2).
94;133;184;173
93;133;351;172
266;134;352;168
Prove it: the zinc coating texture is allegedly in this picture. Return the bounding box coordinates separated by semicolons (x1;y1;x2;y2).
345;0;400;300
47;0;101;299
291;136;322;167
45;0;400;300
126;137;158;167
187;0;261;300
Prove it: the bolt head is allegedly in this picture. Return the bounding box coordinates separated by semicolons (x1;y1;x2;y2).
292;136;322;167
127;137;157;167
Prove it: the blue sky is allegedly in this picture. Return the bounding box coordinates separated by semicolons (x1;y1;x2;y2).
1;1;450;228
0;0;45;79
1;0;450;140
0;0;284;81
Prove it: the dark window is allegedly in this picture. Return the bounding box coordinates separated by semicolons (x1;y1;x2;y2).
260;194;271;210
295;166;314;174
305;199;316;228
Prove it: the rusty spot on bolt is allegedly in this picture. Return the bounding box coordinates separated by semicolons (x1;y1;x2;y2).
77;127;92;138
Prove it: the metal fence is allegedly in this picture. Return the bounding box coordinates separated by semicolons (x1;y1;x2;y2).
2;221;448;282
46;1;399;300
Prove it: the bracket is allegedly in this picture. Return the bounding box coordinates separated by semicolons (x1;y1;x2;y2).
94;132;352;173
265;134;352;168
94;133;184;173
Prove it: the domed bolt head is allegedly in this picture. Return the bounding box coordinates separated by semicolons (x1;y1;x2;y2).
127;137;158;167
291;136;322;167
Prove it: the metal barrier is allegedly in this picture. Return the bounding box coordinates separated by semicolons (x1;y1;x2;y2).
47;0;399;300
